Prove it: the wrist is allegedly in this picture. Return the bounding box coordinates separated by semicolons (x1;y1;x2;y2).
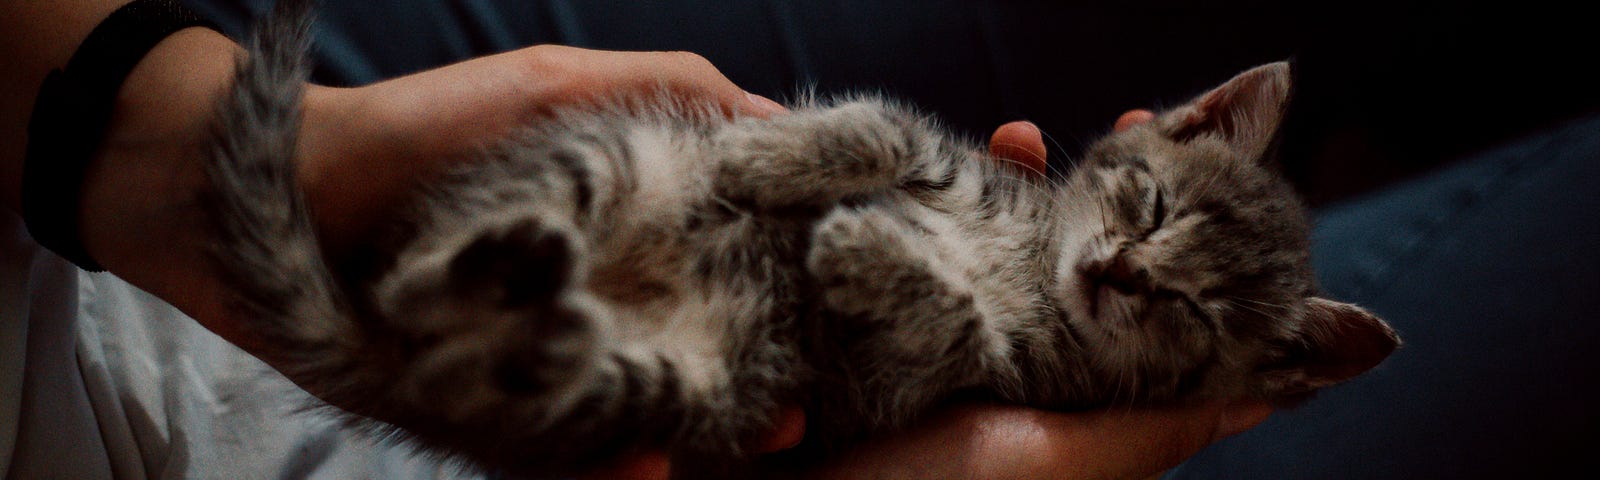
77;26;245;333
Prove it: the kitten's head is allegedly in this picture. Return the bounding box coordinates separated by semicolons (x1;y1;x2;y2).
1051;62;1398;403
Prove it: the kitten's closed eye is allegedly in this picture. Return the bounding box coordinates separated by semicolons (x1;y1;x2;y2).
1144;187;1167;237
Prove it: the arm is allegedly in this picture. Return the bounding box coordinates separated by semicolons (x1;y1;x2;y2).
0;6;783;349
0;3;1263;476
1;0;134;210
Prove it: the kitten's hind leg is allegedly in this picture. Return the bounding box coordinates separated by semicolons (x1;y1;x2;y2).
375;214;734;474
712;100;959;208
804;205;1003;430
373;212;604;413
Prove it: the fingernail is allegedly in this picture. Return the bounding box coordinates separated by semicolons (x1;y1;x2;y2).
746;92;788;117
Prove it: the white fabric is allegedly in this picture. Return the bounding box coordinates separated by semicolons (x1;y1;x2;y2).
3;212;474;479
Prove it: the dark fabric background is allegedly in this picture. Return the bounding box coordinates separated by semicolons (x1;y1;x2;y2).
185;1;1600;205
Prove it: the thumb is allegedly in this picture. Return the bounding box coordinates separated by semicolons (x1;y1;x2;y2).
989;121;1048;174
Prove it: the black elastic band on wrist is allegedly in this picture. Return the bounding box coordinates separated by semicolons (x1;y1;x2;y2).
22;0;219;272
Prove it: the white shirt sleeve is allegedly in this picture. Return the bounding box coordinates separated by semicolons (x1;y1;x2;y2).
4;212;474;479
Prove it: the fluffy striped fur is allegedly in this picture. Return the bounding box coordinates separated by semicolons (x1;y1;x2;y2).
201;2;1399;478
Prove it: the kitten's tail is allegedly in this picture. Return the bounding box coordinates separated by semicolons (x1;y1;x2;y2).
202;0;356;374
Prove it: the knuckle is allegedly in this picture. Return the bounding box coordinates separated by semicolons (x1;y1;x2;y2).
515;44;572;73
519;43;566;61
663;50;716;72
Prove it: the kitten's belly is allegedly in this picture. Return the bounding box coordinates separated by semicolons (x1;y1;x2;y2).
575;123;805;402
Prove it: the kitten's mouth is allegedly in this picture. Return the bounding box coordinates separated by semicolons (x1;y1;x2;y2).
1081;278;1122;321
1075;254;1147;323
1080;277;1156;329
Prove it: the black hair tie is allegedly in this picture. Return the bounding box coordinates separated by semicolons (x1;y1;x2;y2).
22;0;219;272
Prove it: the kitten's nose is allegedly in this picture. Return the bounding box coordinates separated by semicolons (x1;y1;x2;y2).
1080;253;1151;294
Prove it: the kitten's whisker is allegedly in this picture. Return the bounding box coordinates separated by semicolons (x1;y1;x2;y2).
1226;296;1290;311
1097;194;1111;232
1223;299;1284;323
1036;127;1077;176
1198;159;1229;200
987;142;1049;167
982;174;1056;202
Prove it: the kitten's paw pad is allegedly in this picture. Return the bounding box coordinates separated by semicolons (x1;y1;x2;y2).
449;218;581;307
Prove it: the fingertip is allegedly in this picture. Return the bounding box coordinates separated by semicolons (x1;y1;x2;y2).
989;120;1048;175
757;405;807;453
743;92;789;118
1114;109;1156;132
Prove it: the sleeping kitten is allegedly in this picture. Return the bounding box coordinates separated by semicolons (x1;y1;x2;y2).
202;1;1399;478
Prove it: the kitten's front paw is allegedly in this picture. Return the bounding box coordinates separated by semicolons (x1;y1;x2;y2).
807;207;958;318
805;207;998;427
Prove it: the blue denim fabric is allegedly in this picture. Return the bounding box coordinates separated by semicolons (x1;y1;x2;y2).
1168;114;1600;478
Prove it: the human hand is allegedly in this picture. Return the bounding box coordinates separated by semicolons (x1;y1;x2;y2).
78;32;785;347
294;44;790;257
75;30;792;479
803;400;1271;480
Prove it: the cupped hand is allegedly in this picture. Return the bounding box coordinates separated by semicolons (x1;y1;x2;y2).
80;30;784;348
801;400;1270;480
295;44;790;257
80;31;791;480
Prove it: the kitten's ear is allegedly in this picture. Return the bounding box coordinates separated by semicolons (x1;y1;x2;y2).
1165;61;1291;159
1261;297;1400;400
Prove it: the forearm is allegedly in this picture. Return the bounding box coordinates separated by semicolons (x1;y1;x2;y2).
1;1;262;341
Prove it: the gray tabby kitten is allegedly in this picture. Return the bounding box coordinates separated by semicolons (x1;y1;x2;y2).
204;1;1399;478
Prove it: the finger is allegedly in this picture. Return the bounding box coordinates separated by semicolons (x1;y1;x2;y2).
1114;109;1156;132
753;405;808;453
617;49;786;119
576;451;672;480
989;120;1048;175
743;91;789;118
662;61;787;119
